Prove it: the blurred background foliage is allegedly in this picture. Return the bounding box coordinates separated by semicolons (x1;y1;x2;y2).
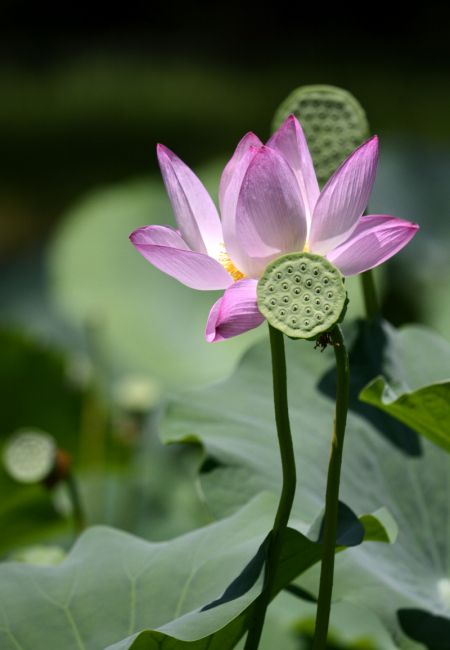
0;5;449;647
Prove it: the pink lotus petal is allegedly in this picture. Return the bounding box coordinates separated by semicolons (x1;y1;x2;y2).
309;136;379;255
219;132;263;215
327;215;419;276
130;225;232;290
267;114;319;230
205;279;265;342
221;145;262;278
234;146;308;277
157;144;223;257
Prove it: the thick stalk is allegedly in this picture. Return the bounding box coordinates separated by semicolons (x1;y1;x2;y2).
312;325;350;650
360;269;379;320
244;324;297;649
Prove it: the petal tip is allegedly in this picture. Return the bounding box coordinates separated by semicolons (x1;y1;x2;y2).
242;131;260;142
205;330;222;343
368;134;379;151
204;299;223;343
129;227;144;244
156;143;173;161
274;113;301;134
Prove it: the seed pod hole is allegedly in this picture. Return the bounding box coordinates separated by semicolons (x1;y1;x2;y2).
257;252;348;339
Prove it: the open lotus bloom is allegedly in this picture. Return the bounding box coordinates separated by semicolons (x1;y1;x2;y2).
130;115;418;342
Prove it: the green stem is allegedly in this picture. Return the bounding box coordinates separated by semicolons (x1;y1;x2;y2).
312;325;350;650
360;270;379;320
244;324;297;650
64;474;86;534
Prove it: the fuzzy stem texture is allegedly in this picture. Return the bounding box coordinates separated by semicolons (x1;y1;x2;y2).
65;474;86;533
312;324;350;649
244;324;297;650
360;269;379;319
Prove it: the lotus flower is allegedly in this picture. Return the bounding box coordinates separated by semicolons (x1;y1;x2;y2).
130;115;418;342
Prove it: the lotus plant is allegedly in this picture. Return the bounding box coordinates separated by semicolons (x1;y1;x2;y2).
130;115;418;342
130;113;419;650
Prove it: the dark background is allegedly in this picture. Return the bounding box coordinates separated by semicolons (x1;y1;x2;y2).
1;3;449;259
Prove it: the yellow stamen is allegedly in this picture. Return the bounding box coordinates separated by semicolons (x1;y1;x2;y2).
218;244;246;282
303;242;310;253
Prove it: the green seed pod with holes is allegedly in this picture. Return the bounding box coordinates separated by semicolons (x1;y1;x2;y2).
3;430;56;484
257;253;348;339
272;85;370;186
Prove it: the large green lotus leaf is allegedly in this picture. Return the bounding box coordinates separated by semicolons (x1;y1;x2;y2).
358;323;450;453
0;494;271;650
47;168;366;389
361;378;450;455
47;169;264;390
163;320;450;647
0;490;387;650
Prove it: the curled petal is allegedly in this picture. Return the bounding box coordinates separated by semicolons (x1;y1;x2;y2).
234;146;308;277
267;114;319;229
157;144;223;257
309;136;379;255
327;215;419;276
205;279;265;342
130;225;232;290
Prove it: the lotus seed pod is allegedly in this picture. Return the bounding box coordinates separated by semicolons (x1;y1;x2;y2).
257;253;347;339
113;375;161;414
272;85;370;185
3;430;56;484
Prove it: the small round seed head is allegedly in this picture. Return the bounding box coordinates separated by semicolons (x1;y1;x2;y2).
257;252;347;339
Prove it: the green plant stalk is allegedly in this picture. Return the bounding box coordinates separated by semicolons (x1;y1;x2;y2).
244;324;297;650
312;325;350;649
360;269;379;320
64;473;86;534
